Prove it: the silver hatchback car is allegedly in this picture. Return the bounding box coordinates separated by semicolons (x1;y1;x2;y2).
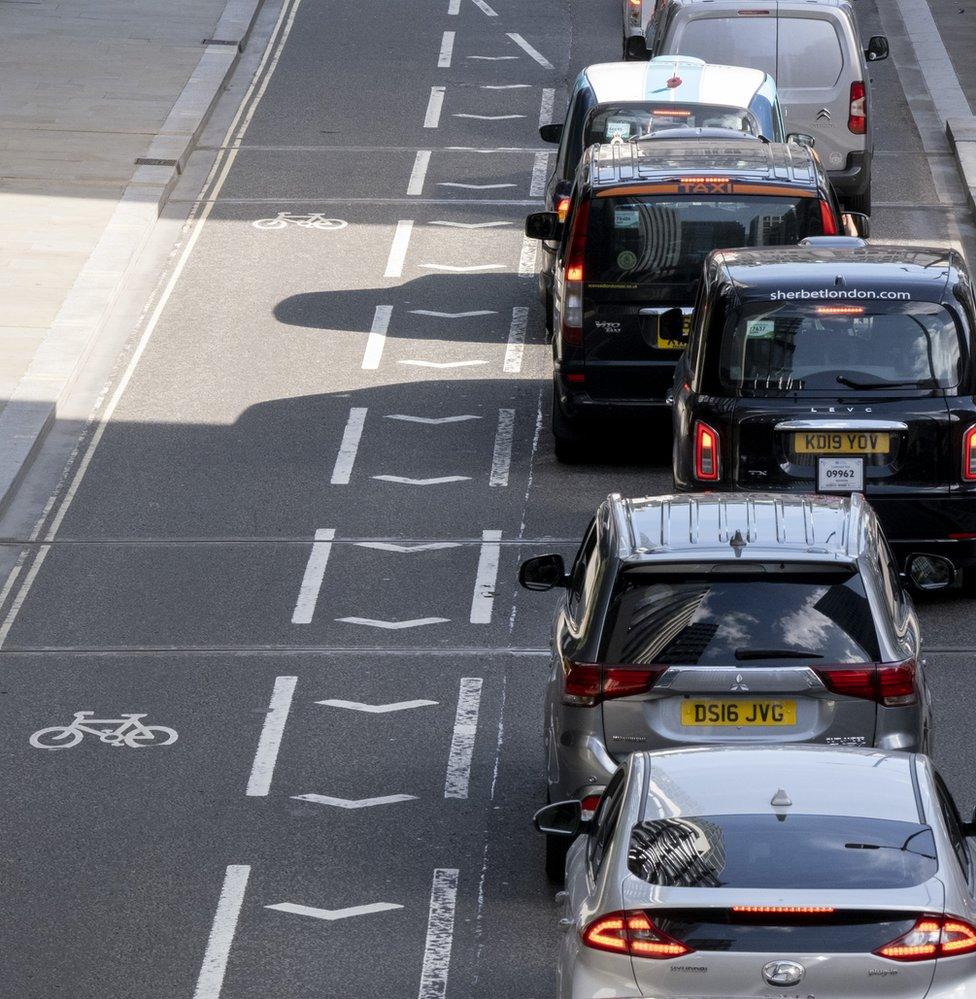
519;493;935;827
535;745;976;999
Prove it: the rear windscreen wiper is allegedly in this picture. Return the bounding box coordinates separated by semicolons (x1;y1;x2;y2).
836;375;919;390
734;648;824;660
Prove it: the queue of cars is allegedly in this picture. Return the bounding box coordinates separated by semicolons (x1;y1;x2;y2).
516;5;976;997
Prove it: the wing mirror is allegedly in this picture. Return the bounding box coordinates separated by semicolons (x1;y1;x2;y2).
787;132;816;149
659;307;688;344
525;211;562;241
904;553;956;592
865;35;889;62
519;553;568;591
539;122;563;144
841;211;870;238
533;800;585;838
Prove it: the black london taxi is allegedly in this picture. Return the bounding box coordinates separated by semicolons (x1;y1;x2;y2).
672;237;976;580
524;137;849;461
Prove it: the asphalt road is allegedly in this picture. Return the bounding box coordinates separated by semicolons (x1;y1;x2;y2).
2;1;976;997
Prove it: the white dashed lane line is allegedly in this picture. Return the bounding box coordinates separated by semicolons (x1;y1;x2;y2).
424;86;446;128
291;530;335;625
470;530;503;623
193;865;251;999
384;220;414;277
245;675;298;796
438;30;455;68
417;868;461;999
362;304;393;369
444;677;484;798
330;407;368;485
407;150;432;196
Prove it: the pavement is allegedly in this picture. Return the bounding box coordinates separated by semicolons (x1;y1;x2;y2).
1;0;976;997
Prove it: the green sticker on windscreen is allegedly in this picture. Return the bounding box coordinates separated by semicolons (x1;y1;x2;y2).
614;208;639;229
617;250;638;270
746;319;775;339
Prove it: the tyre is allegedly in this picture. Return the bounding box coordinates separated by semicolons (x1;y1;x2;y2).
551;390;586;464
844;186;871;216
545;833;570;883
29;726;83;750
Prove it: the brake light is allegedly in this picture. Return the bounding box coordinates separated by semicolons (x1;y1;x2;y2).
814;660;918;707
876;915;976;962
849;81;866;134
561;659;666;706
732;906;835;914
561;199;589;346
556;195;571;223
963;425;976;481
679;176;730;184
819;199;839;235
580;793;602;821
694;421;720;481
582;910;693;959
816;305;863;315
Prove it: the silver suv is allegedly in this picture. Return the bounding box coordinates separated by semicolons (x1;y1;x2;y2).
519;492;933;813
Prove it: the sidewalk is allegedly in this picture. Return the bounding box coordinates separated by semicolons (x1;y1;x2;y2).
0;0;264;508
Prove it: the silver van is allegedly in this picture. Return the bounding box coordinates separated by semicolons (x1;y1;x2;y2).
643;0;889;212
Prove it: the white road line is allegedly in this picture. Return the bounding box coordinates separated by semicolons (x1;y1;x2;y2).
518;235;537;277
438;30;455;68
410;309;497;317
504;306;528;373
507;33;554;69
438;182;515;189
530;151;550;197
245;676;298;796
468;55;517;60
193;865;251;999
317;698;439;713
354;541;463;552
292;793;417;809
408;150;431;196
372;474;471;485
430;220;511;228
384;220;414;277
470;530;502;623
445;678;483;798
362;304;393;370
386;414;481;424
266;901;402;922
452;113;525;120
420;263;505;272
337;616;450;629
291;530;335;625
400;359;487;368
417;869;460;999
483;84;531;90
425;86;446;128
489;411;514;487
330;407;367;485
469;0;498;14
539;87;555;126
448;0;459;12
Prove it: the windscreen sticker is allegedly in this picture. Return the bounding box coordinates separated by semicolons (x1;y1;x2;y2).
605;119;633;140
745;319;776;338
613;208;640;229
617;249;639;270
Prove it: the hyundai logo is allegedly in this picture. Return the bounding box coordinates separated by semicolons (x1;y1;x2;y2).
816;107;831;120
762;960;805;987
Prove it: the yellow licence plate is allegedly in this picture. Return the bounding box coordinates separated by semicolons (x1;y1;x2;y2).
656;314;691;351
794;431;890;454
681;699;797;727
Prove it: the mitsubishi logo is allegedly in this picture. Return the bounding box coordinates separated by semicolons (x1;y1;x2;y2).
730;673;749;692
816;107;831;120
763;961;805;987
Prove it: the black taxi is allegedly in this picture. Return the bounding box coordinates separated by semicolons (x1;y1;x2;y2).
672;237;976;578
524;137;848;460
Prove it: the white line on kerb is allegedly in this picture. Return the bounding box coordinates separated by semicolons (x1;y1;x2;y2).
291;529;335;625
417;868;460;999
384;220;414;278
363;304;392;369
518;235;537;277
489;411;514;487
193;865;250;999
425;86;446;128
538;87;555;127
445;678;483;797
470;530;502;624
408;150;431;196
330;407;367;485
438;30;456;68
530;151;550;197
246;676;298;796
504;307;528;374
507;33;554;69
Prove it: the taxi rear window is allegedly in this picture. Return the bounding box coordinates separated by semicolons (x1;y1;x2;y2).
584;104;759;146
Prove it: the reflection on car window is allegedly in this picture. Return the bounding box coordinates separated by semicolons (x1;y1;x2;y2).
677;17;776;78
776;18;844;89
584;104;757;147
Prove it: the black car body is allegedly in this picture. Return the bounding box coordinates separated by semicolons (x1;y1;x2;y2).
672;238;976;572
524;138;844;459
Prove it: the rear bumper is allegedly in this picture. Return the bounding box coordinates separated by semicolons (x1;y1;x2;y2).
869;494;976;569
555;366;676;415
827;148;871;198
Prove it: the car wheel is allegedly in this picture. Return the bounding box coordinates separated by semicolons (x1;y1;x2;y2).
545;833;570;883
845;186;871;216
551;388;586;463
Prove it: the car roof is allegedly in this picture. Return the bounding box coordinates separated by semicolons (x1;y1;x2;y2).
637;745;919;822
670;0;850;12
583;57;768;108
586;138;819;188
608;491;867;562
713;243;958;302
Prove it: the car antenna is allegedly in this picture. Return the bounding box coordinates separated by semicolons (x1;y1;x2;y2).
771;788;792;807
730;529;747;557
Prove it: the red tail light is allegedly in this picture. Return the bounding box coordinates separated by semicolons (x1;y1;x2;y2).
580;793;602;820
876;915;976;962
583;910;693;959
814;659;918;707
560;200;589;346
963;425;976;481
555;195;571;223
849;81;866;134
561;659;666;706
819;199;839;235
694;421;720;481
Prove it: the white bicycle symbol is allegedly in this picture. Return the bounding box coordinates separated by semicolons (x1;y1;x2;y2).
29;711;179;750
252;212;348;230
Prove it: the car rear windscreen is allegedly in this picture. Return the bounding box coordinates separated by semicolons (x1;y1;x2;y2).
584;104;759;146
720;301;964;395
602;574;880;664
676;17;777;79
585;196;823;300
628;814;938;889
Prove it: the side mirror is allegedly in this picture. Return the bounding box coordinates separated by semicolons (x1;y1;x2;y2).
539;122;563;144
525;211;562;241
904;553;956;592
659;307;687;344
865;35;889;62
533;800;584;838
787;132;816;149
519;553;568;591
841;211;870;238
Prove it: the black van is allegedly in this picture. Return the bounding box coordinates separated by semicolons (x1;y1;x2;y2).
672;238;976;578
524;138;848;460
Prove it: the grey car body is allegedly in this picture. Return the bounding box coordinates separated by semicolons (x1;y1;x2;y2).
520;492;931;806
547;746;976;998
644;0;888;212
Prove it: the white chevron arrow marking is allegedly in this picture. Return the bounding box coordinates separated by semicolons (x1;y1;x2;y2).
353;541;463;553
467;55;517;60
372;475;470;485
292;793;417;809
385;414;481;424
409;310;497;318
399;359;487;368
438;182;516;189
452;113;525;120
336;616;450;629
430;220;511;228
419;263;505;272
266;902;402;921
482;84;532;89
316;698;439;713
